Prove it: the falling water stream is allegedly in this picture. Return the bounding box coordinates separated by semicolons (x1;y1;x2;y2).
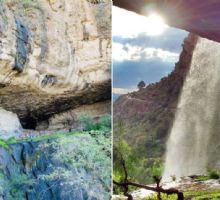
163;37;220;181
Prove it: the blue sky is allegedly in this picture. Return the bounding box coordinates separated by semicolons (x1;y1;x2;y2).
112;6;188;100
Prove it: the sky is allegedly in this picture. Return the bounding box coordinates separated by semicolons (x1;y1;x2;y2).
112;6;188;100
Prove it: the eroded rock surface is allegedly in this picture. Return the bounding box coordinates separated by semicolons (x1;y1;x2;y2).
0;0;111;128
0;107;22;139
0;134;111;200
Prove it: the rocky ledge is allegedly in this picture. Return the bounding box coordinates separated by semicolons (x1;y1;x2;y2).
0;0;111;129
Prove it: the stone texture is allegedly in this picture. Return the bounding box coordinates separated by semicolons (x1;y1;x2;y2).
0;138;107;200
42;100;111;131
0;107;22;139
0;0;111;128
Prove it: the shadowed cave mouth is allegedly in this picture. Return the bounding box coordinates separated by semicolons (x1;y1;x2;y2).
20;113;49;130
21;117;37;130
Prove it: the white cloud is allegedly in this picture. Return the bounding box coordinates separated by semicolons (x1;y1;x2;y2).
113;6;168;38
113;42;179;62
113;87;136;94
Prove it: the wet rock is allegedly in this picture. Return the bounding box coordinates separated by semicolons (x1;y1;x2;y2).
14;18;29;72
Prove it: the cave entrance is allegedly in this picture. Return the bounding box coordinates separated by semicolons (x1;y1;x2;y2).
21;117;37;130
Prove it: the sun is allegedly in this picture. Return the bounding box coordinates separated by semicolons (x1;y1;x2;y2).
113;7;167;38
145;14;167;35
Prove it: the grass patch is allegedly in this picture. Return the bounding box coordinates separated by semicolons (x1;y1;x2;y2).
185;190;220;200
0;137;18;149
0;114;111;149
193;175;210;182
0;131;84;149
0;129;109;149
146;190;220;200
191;170;220;182
0;139;9;149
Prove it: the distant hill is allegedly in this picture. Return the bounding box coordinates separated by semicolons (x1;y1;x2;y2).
113;33;198;182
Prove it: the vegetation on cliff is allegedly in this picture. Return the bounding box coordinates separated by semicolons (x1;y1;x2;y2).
113;34;198;186
0;114;111;200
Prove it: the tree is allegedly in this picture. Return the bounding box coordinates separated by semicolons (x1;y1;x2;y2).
113;120;184;200
113;157;184;200
137;81;146;90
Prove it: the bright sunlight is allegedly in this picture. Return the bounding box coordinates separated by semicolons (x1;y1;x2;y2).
113;6;167;38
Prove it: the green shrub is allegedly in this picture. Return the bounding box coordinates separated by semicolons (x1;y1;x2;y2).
151;160;163;180
148;190;220;200
6;137;17;144
193;175;210;182
208;169;220;179
40;133;111;200
79;114;94;131
0;139;9;149
3;173;35;200
79;114;111;131
98;114;111;129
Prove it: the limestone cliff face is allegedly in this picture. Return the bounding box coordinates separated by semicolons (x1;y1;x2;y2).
0;0;111;128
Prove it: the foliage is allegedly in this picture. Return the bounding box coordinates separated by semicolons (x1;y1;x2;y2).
79;114;94;130
0;132;83;149
29;131;81;142
208;169;220;180
113;119;141;194
79;114;111;131
0;139;9;149
98;113;111;129
6;137;17;144
150;160;163;180
147;189;220;200
2;172;35;200
0;129;110;199
193;175;211;182
137;81;146;90
40;131;111;200
184;190;220;200
0;137;17;149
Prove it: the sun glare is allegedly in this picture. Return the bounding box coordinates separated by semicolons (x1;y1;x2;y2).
113;7;167;38
145;14;167;35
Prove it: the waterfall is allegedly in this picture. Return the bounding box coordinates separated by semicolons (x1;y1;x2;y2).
163;37;220;181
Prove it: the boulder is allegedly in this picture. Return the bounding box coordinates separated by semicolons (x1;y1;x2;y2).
0;108;22;139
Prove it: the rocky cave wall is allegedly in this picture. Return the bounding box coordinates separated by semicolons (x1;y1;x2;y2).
0;0;111;129
0;135;111;200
